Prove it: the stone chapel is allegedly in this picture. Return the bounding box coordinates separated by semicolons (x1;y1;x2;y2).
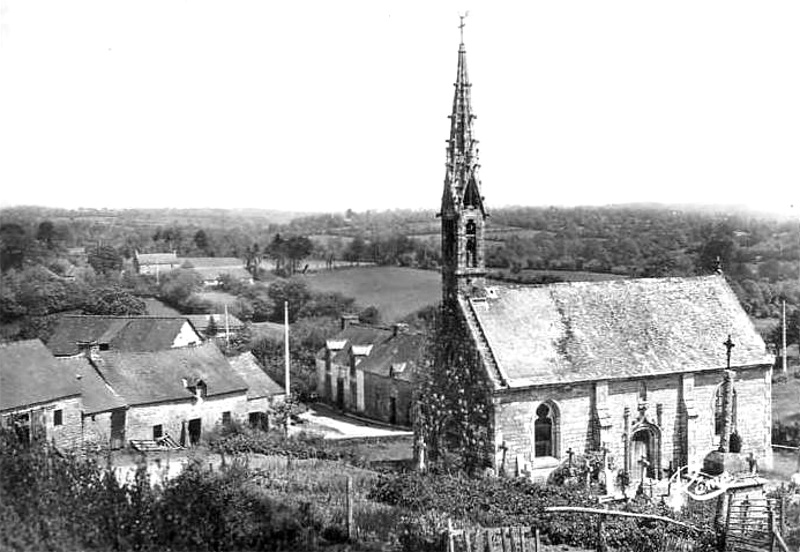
439;30;774;482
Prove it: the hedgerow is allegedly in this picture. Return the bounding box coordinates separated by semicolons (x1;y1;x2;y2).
208;428;366;464
0;429;373;551
369;471;717;552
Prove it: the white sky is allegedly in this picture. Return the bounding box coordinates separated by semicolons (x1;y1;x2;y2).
1;1;798;215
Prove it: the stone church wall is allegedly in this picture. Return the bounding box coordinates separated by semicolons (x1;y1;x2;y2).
491;364;772;480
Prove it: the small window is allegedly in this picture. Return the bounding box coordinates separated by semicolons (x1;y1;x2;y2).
54;409;63;427
153;424;163;440
222;411;231;426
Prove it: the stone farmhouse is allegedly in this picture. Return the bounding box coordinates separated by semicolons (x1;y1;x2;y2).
1;340;83;449
47;315;202;356
436;34;774;482
3;317;284;451
57;355;127;449
317;319;424;427
133;251;180;275
82;343;248;445
133;252;252;287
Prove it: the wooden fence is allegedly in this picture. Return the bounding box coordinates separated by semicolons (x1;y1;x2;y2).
446;521;541;552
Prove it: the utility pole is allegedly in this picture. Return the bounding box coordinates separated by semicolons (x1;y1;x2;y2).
224;304;230;347
782;300;787;375
284;300;290;396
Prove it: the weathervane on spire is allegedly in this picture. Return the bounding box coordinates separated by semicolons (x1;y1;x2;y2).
458;11;469;44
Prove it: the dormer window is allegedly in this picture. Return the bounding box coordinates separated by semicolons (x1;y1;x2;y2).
185;379;207;400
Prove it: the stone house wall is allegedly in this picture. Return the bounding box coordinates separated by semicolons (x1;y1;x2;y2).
124;392;247;444
361;372;413;426
1;396;83;450
82;410;115;448
171;322;203;348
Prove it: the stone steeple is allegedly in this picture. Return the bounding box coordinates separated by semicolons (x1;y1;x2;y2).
440;19;487;308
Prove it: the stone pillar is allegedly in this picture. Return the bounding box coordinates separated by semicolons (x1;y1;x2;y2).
719;370;735;452
623;407;630;473
593;381;612;449
681;374;699;470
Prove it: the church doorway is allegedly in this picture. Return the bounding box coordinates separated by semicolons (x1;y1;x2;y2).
630;427;658;480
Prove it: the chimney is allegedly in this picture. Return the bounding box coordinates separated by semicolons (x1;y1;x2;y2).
77;341;101;363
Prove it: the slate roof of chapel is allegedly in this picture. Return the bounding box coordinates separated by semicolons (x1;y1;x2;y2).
0;340;81;412
91;342;247;406
47;315;199;356
466;275;773;388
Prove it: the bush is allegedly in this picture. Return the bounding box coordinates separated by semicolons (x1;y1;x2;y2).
0;429;362;551
369;471;716;552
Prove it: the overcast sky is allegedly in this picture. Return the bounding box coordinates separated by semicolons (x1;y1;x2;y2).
1;1;798;215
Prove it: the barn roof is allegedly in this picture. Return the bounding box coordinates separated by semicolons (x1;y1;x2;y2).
135;252;178;265
355;332;425;382
0;340;81;412
47;315;199;356
227;352;284;399
466;275;773;388
91;342;247;406
57;356;126;414
186;314;244;332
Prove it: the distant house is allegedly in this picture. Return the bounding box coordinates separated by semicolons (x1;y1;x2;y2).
0;340;83;449
179;257;253;287
133;251;180;275
228;352;285;430
186;314;244;338
47;315;203;356
86;343;248;445
316;320;422;426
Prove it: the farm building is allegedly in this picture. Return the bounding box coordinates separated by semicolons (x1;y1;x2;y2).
57;355;127;450
228;351;285;430
178;257;253;287
435;35;774;482
47;315;202;356
133;251;180;275
316;320;423;427
0;340;83;449
84;342;248;444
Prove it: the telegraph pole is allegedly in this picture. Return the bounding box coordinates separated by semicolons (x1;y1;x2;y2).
284;300;291;396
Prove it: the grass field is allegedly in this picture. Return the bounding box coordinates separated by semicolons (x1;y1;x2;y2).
300;266;440;323
489;268;628;283
196;289;240;307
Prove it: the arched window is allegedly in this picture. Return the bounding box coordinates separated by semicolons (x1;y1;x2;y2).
465;220;477;267
534;403;556;458
713;385;737;436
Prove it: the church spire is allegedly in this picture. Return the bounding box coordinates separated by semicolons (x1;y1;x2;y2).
441;17;487;307
442;14;484;217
